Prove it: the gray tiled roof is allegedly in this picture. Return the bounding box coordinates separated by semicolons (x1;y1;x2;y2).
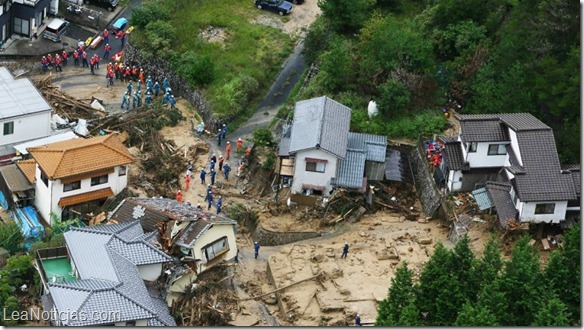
347;132;387;162
499;113;550;131
439;138;469;171
486;181;517;228
335;149;366;189
49;221;175;326
562;165;581;197
456;115;509;142
0;67;52;120
512;130;577;201
147;285;178;326
110;199;171;232
175;220;212;249
506;165;526;175
288;96;351;158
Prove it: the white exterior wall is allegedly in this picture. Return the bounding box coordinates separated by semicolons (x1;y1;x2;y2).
291;149;338;196
34;165;54;225
137;263;163;281
40;165;128;225
507;129;523;165
447;170;463;192
0;111;51;147
519;201;568;223
191;224;237;274
465;142;509;168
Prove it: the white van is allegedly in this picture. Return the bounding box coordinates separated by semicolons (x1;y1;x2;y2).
43;18;70;42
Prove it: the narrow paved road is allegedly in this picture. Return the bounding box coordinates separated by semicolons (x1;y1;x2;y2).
205;39;307;156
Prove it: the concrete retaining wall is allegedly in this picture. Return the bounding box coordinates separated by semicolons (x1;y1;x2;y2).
253;225;322;246
409;144;443;218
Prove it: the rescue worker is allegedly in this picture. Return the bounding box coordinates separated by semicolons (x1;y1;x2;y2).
73;51;79;66
236;138;243;153
121;92;130;110
145;92;152;106
103;28;109;44
153;81;160;97
107;70;115;86
200;168;207;184
82;51;88;68
103;43;111;60
169;95;176;109
218;155;224;172
225;141;232;160
127;81;133;95
61;51;68;66
216;196;223;214
223;163;231;181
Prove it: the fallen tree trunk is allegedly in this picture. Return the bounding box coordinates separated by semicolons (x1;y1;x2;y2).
238;272;321;301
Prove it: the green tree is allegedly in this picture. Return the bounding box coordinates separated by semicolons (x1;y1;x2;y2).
376;261;417;325
218;74;259;115
318;36;355;92
454;302;498;326
416;242;462;325
252;128;274;147
531;295;571;326
3;296;21;326
544;225;580;323
303;17;333;64
0;222;24;254
447;235;476;300
469;236;502;301
498;235;543;325
318;0;375;34
396;301;421;326
175;51;216;87
4;254;34;287
130;1;171;28
431;20;487;60
377;79;411;117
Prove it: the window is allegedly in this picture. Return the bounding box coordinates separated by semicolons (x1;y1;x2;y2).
40;171;49;187
91;174;108;186
468;142;477;153
487;144;506;155
63;181;81;192
126;321;136;326
119;166;127;176
202;236;229;262
535;203;555;215
3;121;14;135
306;162;325;173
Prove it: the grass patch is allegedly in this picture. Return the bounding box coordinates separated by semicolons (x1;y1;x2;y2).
170;0;294;116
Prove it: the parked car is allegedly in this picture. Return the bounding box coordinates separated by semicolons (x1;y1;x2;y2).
84;0;119;11
255;0;293;15
112;17;128;33
43;18;70;42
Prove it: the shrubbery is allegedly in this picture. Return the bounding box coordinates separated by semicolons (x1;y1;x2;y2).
217;74;259;116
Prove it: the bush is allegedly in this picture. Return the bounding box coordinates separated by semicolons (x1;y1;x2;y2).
218;74;259;115
377;79;411;117
262;152;276;170
252;128;274;147
144;21;177;58
0;222;24;253
175;51;216;87
130;1;171;28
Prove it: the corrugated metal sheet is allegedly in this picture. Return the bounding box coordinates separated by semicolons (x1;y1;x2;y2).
0;67;52;120
384;147;413;183
347;132;387;162
472;187;493;210
335;149;365;188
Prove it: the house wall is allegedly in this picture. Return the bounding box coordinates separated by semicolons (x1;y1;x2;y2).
507;129;523;165
0;3;11;42
447;170;463;192
34;165;54;225
167;271;198;307
137;263;162;281
191;224;237;274
465;142;509;168
48;165;128;222
290;149;338;196
11;0;50;37
0;111;51;150
519;201;568;223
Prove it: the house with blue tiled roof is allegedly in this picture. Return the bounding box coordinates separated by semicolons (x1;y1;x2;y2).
278;96;387;197
35;221;176;326
439;113;580;227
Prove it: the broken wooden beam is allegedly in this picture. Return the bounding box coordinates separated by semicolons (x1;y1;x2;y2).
238;272;321;301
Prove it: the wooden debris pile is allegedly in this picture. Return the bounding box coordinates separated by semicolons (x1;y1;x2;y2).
171;266;238;326
451;192;479;215
34;76;106;120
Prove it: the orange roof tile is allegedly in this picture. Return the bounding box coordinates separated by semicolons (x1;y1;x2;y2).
16;159;37;183
58;187;114;207
27;134;133;179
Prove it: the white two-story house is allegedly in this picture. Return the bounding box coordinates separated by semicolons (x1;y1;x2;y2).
440;113;580;227
0;66;51;159
278;96;387;197
26;133;133;224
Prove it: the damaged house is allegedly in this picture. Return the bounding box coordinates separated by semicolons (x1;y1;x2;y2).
35;221;176;326
439;113;580;227
108;197;238;306
278;96;387;197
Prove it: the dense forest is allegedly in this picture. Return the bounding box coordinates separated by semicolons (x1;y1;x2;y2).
375;226;580;326
300;0;579;163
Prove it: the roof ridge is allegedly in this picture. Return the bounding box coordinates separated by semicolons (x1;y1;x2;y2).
98;135;134;163
317;96;327;148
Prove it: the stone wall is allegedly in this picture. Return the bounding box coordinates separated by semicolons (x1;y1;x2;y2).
409;144;443;218
123;42;238;132
253;225;322;246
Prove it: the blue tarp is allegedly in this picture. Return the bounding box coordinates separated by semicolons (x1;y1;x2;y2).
14;206;45;249
0;190;8;210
